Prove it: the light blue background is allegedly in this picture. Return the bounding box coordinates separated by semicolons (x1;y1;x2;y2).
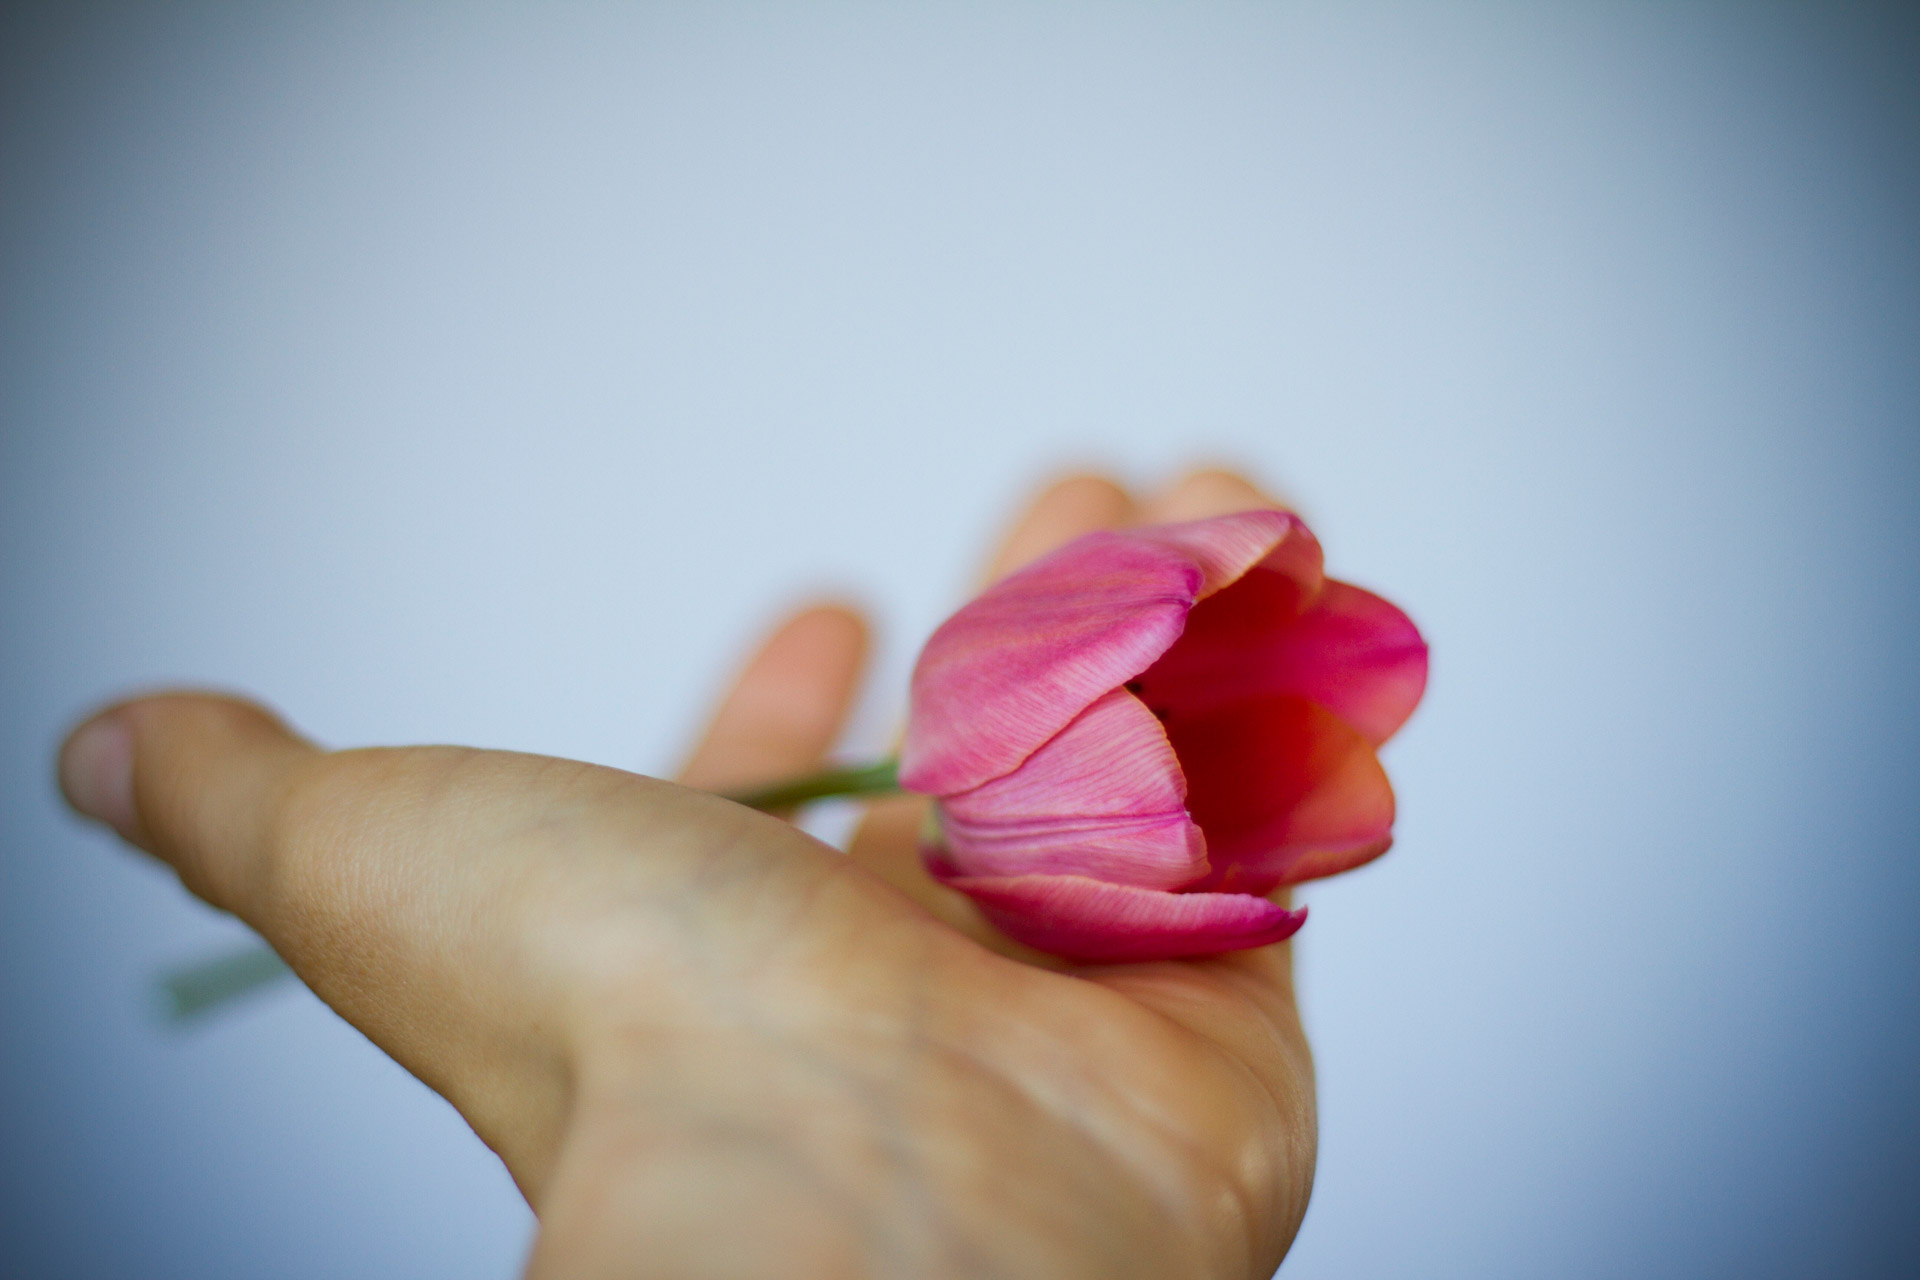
3;4;1916;1276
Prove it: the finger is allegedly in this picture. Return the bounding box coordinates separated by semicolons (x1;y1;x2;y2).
56;695;526;1023
846;474;1139;958
59;693;317;914
58;694;620;1193
1137;466;1291;524
677;604;870;795
980;472;1137;583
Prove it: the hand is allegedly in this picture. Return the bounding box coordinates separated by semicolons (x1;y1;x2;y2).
58;471;1316;1280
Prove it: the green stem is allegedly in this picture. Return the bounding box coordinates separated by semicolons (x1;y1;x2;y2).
157;758;905;1024
159;945;295;1020
722;758;901;812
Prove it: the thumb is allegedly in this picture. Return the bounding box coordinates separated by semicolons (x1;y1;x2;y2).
53;690;894;1201
59;693;317;918
56;692;593;1193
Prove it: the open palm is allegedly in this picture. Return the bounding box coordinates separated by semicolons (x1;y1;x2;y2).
59;472;1317;1279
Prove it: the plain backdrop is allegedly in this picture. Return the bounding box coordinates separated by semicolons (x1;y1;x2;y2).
3;4;1917;1277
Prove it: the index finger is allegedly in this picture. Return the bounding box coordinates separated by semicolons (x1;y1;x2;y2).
1137;466;1291;523
676;604;870;797
980;472;1138;582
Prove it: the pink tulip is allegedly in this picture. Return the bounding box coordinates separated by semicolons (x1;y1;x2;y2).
899;510;1426;962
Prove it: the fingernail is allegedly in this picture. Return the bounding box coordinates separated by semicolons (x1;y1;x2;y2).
60;712;138;838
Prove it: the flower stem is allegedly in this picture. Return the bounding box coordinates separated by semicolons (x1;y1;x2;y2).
157;758;905;1024
722;758;901;811
159;944;295;1020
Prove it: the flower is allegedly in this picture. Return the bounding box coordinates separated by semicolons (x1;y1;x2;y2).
898;509;1427;962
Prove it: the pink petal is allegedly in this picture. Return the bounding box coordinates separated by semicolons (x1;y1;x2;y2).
1280;580;1428;744
1130;509;1312;600
940;812;1208;890
1134;571;1428;747
901;511;1306;796
1163;694;1396;895
926;857;1307;962
939;689;1206;888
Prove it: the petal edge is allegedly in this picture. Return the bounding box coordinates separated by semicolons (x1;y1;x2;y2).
927;858;1307;962
938;688;1207;888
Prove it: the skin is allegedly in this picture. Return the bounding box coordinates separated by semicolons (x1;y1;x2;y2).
58;471;1317;1279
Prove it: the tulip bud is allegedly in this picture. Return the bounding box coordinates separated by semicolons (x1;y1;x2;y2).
901;510;1426;962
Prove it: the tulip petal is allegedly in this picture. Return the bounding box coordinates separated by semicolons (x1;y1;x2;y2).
1163;694;1396;894
902;511;1308;795
1131;509;1314;600
1135;570;1428;746
1270;580;1428;745
939;689;1206;888
926;857;1307;962
940;812;1209;890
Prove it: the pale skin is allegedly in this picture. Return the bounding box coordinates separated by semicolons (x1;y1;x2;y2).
58;471;1317;1279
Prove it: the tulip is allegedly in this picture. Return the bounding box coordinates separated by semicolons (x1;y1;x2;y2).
899;510;1426;962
